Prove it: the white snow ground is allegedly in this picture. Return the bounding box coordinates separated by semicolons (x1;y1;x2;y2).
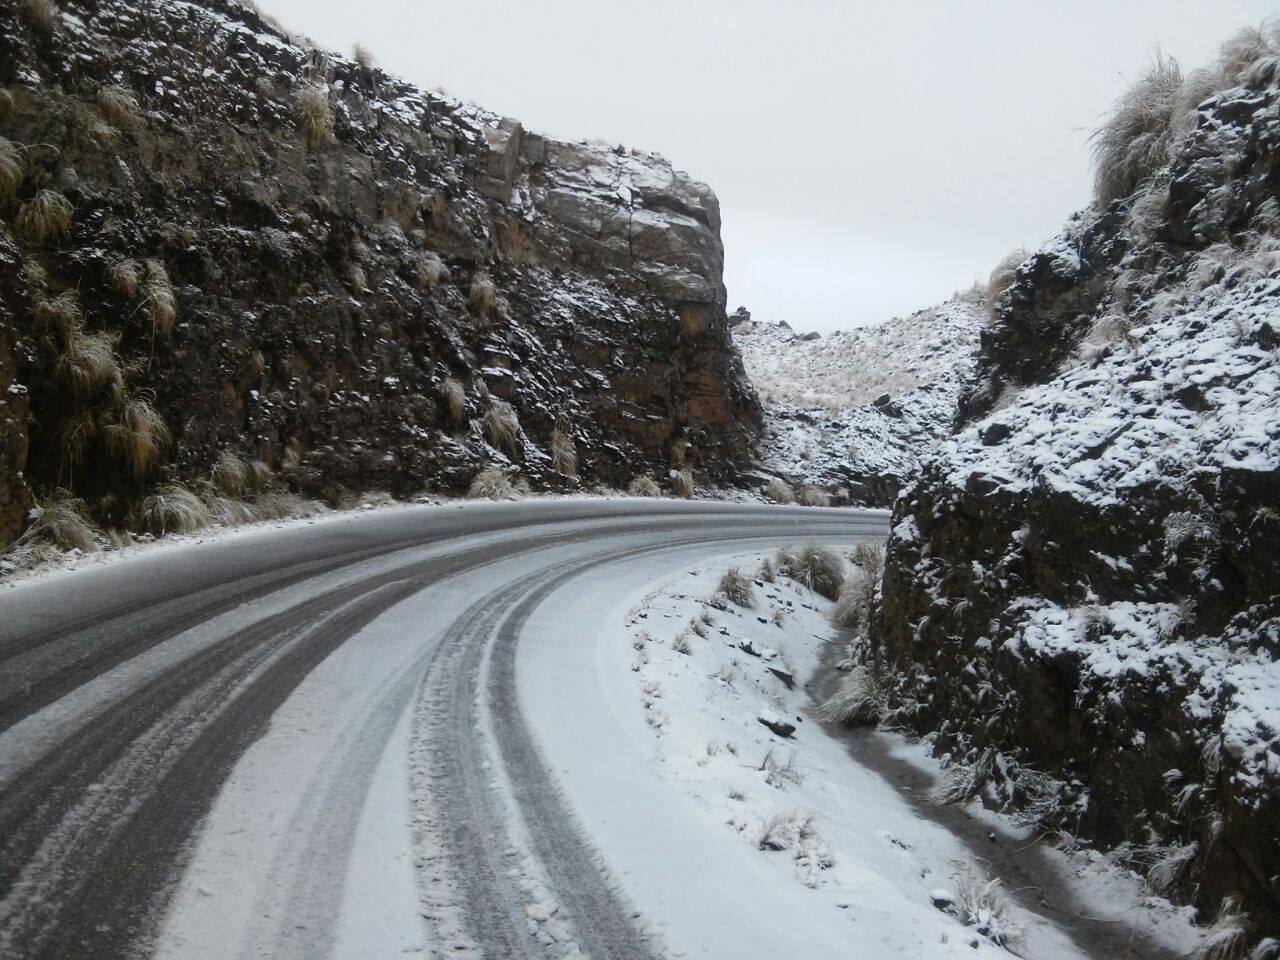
518;545;1207;959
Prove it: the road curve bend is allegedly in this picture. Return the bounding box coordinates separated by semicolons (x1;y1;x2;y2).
0;499;887;960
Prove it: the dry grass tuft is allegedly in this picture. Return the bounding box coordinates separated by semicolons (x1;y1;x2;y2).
439;377;466;423
56;328;123;399
468;272;496;318
716;567;755;608
483;399;521;457
550;425;578;477
797;485;830;507
417;252;448;288
831;569;874;629
107;259;140;298
55;409;96;472
16;489;98;552
20;0;57;33
135;483;211;536
36;289;84;338
1092;53;1186;206
104;390;170;479
294;85;334;148
776;543;845;600
467;465;520;500
815;665;885;726
985;248;1028;323
211;450;251;495
763;477;794;504
0;137;24;207
628;475;661;498
16;189;72;244
143;259;176;335
0;89;13;120
670;468;694;499
97;85;140;128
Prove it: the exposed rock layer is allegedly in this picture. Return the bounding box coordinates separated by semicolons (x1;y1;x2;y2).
0;0;759;544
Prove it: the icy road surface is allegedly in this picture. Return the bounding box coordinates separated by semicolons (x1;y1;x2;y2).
0;499;885;959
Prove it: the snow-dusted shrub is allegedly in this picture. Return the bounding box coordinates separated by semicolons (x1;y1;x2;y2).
352;42;375;70
985;248;1028;323
143;259;176;336
932;748;996;804
955;871;1025;953
670;468;694;499
1009;768;1067;832
1147;841;1199;895
294;84;333;148
628;475;660;497
1218;23;1280;87
15;490;99;552
671;630;692;655
797;485;830;507
1193;896;1249;960
815;665;884;726
550;426;577;477
0;137;23;207
776;543;845;600
16;188;72;244
136;483;212;536
1091;54;1188;206
467;465;520;500
763;477;794;504
97;85;140;127
483;399;521;457
1164;510;1219;555
417;251;448;288
758;557;776;583
717;567;756;608
467;272;496;317
103;390;170;480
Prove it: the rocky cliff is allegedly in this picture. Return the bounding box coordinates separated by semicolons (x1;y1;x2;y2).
866;36;1280;941
733;296;983;506
0;0;760;547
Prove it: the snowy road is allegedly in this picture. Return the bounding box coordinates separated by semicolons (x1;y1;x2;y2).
0;500;886;960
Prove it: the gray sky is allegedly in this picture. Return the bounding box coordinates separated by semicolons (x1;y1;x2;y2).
257;0;1275;333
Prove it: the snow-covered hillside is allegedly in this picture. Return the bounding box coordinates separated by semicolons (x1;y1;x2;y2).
732;295;983;503
869;34;1280;945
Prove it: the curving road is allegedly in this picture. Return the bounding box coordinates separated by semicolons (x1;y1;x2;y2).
0;499;887;960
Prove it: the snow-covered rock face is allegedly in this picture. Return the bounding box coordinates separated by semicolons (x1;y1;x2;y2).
871;72;1280;937
0;0;760;543
732;297;983;503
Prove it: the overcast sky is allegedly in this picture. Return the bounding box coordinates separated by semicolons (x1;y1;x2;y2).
257;0;1275;333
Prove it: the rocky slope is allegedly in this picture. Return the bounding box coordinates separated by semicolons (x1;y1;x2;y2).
732;295;982;505
0;0;760;547
866;34;1280;942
